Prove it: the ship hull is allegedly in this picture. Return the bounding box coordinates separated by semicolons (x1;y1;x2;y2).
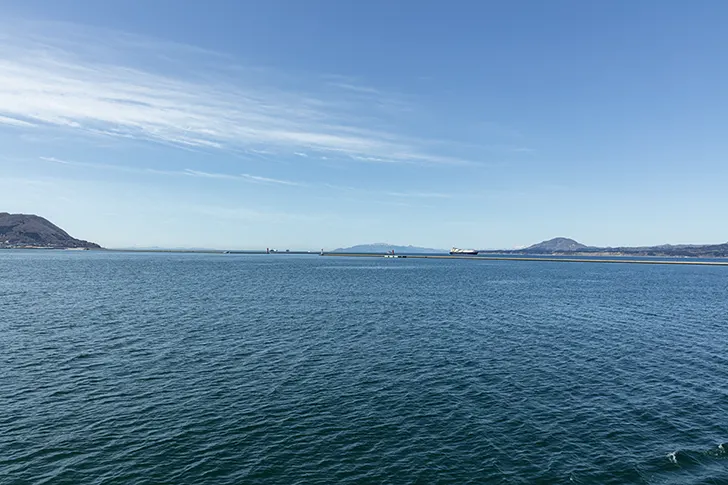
450;249;478;255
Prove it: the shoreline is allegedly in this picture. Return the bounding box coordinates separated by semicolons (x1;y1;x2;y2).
322;252;728;266
3;247;728;266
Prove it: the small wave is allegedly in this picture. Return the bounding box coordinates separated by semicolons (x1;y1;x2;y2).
665;444;727;466
665;449;703;467
667;451;678;464
710;443;728;458
699;443;728;459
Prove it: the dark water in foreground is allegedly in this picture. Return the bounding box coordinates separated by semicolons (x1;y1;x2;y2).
1;251;727;484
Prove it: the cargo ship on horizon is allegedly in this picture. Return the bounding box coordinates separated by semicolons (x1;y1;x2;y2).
450;247;479;255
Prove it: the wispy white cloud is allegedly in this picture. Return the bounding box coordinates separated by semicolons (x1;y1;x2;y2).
327;82;382;95
0;20;477;166
40;156;72;164
184;169;303;186
238;173;303;186
181;169;239;180
36;156;460;198
39;156;303;186
0;115;35;128
385;191;453;199
41;156;177;176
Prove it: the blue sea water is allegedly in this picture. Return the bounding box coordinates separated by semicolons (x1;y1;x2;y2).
1;251;727;484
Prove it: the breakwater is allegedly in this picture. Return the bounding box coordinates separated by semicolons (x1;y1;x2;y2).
322;252;728;266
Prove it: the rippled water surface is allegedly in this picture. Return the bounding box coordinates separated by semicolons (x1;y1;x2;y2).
2;251;727;484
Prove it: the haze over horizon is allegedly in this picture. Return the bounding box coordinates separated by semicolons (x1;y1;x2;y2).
2;1;728;249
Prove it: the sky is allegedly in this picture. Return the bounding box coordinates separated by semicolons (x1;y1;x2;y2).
1;0;728;250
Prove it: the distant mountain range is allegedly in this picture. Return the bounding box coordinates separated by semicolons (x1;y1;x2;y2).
333;243;445;254
492;237;728;258
336;238;728;258
0;213;101;249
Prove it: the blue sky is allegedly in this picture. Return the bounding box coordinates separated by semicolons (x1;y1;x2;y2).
1;1;727;249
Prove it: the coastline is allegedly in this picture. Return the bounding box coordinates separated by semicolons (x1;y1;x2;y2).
4;247;728;266
322;252;728;266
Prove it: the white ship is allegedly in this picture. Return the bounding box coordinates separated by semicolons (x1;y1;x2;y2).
450;247;478;255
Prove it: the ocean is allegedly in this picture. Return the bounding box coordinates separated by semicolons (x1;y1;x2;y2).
1;251;727;484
